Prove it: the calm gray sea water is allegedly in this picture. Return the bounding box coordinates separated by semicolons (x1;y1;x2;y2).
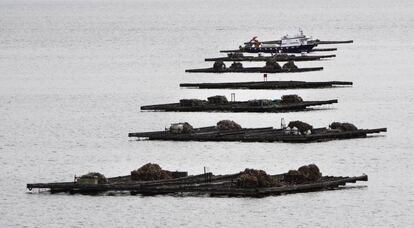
1;0;413;227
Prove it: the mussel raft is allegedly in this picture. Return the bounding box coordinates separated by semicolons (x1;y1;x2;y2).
205;53;336;62
27;163;368;197
179;80;353;90
128;120;387;143
140;95;338;113
185;60;323;73
219;47;337;54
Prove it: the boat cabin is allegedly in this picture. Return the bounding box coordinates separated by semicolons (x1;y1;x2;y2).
280;30;311;47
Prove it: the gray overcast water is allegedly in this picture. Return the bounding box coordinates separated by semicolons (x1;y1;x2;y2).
1;0;413;227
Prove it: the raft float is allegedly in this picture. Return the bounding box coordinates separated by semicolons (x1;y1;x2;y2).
26;163;368;197
128;120;387;143
140;95;337;113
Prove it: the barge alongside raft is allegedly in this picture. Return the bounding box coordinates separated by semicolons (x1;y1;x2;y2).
27;163;368;197
128;120;387;143
141;95;337;113
235;31;318;54
180;80;353;90
232;30;349;54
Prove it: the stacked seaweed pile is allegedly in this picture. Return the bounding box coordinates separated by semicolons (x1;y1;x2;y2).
281;95;303;104
236;169;279;188
284;164;322;184
78;172;107;184
169;122;193;134
282;60;298;70
236;164;322;188
131;163;172;181
330;122;358;131
216;120;242;130
207;95;228;104
229;62;243;70
288;121;313;134
264;58;282;71
213;61;226;71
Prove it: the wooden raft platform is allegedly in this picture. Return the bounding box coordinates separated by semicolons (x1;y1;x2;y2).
205;54;336;62
179;80;353;90
140;96;338;113
26;171;368;197
128;124;387;143
311;48;338;52
185;66;323;73
220;47;337;54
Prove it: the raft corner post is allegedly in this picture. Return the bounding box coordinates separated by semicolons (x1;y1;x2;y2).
231;93;235;102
